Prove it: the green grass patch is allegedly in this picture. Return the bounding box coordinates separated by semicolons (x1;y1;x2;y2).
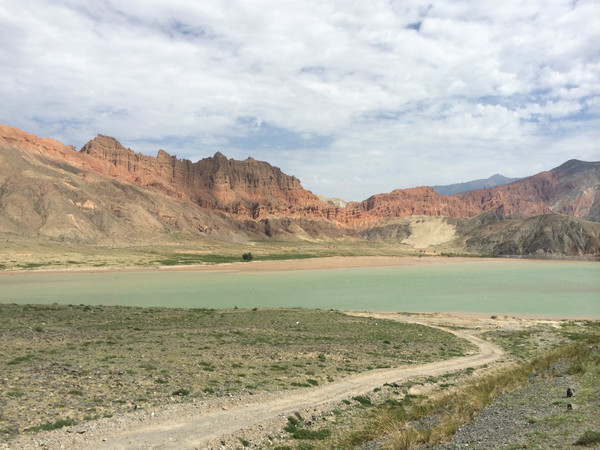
172;388;190;396
352;395;372;406
27;419;76;433
6;354;37;365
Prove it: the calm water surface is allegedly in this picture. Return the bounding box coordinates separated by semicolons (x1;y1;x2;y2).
0;260;598;317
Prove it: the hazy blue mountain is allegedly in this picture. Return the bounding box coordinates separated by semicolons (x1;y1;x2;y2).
431;174;521;195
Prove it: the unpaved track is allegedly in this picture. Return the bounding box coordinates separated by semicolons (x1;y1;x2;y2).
23;316;503;449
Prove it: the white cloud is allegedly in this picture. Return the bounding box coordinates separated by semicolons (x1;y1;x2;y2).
0;0;598;200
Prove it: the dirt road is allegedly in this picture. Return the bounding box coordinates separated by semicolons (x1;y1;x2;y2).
12;315;504;449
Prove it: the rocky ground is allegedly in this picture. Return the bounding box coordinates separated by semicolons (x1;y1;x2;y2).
437;357;600;449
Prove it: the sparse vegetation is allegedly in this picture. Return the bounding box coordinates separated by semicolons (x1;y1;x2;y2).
283;415;331;440
171;389;190;396
27;419;76;433
2;302;597;448
0;304;473;443
238;437;251;447
0;236;432;271
352;395;372;406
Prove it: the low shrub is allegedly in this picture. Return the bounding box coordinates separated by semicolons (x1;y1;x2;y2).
353;395;372;406
172;388;189;396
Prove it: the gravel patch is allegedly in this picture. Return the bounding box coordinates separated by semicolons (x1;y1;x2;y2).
438;359;600;449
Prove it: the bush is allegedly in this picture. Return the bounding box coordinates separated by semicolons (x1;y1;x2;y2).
172;388;189;396
293;428;331;440
242;252;254;262
353;395;372;406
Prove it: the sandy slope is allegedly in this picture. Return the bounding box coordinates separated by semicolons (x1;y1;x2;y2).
10;314;504;449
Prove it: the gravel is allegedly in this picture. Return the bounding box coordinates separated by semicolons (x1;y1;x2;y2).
437;359;600;449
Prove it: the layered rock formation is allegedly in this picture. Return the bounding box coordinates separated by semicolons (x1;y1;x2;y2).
461;213;600;256
459;160;600;221
79;134;331;219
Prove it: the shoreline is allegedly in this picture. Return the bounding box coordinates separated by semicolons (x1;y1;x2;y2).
359;310;600;321
2;254;575;276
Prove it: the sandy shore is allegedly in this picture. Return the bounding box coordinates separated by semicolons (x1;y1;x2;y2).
24;255;508;275
182;255;507;272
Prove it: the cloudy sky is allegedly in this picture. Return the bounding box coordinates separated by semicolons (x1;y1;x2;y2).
1;1;599;200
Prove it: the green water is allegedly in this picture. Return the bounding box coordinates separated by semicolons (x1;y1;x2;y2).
0;260;598;317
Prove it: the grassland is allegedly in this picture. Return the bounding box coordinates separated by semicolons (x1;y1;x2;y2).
0;304;475;443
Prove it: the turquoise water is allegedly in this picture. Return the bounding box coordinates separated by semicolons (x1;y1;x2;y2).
0;260;598;317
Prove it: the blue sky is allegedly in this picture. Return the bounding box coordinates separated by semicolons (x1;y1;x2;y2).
1;0;599;200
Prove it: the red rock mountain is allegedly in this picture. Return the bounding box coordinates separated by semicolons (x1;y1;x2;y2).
1;124;599;233
358;160;600;222
460;159;600;221
78;134;332;219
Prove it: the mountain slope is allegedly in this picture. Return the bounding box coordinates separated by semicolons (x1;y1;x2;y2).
458;160;600;221
0;126;350;244
459;213;600;256
0;135;239;244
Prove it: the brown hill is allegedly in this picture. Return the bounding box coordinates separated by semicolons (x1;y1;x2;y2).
0;128;239;244
459;213;600;257
0;126;347;244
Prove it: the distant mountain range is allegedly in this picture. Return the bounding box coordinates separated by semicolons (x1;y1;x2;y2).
1;124;599;257
431;174;522;195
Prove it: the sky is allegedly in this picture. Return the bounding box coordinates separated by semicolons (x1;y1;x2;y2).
1;1;599;201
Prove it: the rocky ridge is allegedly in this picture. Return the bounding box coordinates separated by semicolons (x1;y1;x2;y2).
79;134;334;220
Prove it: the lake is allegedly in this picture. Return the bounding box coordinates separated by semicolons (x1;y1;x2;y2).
0;260;598;318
